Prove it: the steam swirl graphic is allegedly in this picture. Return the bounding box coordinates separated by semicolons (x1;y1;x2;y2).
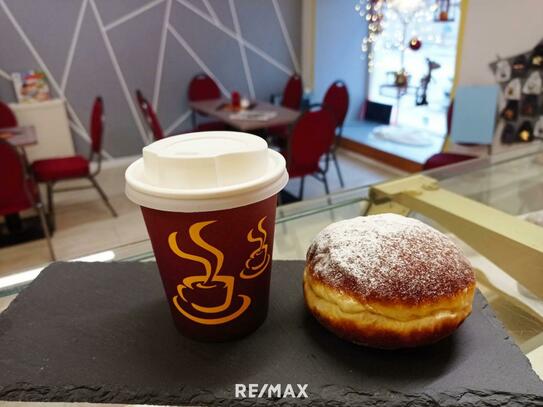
240;216;271;279
168;221;223;286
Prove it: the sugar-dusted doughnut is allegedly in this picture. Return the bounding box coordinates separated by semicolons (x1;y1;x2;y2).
304;214;475;349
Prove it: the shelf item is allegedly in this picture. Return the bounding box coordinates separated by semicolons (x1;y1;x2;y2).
11;70;51;103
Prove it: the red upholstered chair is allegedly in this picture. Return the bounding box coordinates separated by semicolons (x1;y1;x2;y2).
285;105;336;200
0;140;55;259
269;73;304;141
31;97;117;227
423;102;477;170
0;100;17;128
188;73;226;132
281;73;303;110
422;153;476;170
322;80;349;187
136;90;164;141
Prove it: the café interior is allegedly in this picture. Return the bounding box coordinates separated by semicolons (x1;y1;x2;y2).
1;0;543;402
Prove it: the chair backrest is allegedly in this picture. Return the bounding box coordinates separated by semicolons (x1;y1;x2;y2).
136;90;164;140
288;106;336;174
188;74;221;101
0;140;31;214
90;96;104;156
322;80;349;129
282;73;303;110
423;152;475;171
364;100;392;124
0;100;17;128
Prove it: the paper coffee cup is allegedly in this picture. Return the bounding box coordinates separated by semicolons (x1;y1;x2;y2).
125;132;288;341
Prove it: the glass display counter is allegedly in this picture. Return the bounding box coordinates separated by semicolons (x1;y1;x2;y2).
1;143;543;374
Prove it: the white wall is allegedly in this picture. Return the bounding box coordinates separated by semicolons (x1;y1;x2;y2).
458;0;543;86
453;0;543;155
312;0;368;123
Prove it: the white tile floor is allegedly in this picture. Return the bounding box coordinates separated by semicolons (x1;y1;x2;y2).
0;149;403;278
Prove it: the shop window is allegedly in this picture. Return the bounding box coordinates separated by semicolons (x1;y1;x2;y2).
362;1;461;135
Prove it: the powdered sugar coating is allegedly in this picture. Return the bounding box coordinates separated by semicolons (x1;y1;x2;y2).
307;214;474;305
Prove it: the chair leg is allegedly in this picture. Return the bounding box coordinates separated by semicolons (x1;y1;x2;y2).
37;203;56;261
332;151;345;188
322;173;330;196
298;176;305;201
46;181;55;229
191;111;197;129
89;176;118;217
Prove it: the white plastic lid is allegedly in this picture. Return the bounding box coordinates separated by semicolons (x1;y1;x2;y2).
125;131;288;212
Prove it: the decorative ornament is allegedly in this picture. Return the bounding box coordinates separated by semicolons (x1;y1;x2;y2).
394;69;409;88
356;0;440;71
494;57;511;83
501;123;516;144
504;78;521;100
530;43;543;68
355;0;386;70
415;58;440;105
511;55;528;77
521;94;538;117
435;0;450;21
534;116;543;138
409;37;422;51
517;120;534;142
523;71;542;95
501;100;519;122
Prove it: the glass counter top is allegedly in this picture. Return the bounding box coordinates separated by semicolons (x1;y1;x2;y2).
1;143;543;366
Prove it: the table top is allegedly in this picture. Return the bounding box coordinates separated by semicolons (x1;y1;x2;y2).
189;98;300;131
0;126;37;147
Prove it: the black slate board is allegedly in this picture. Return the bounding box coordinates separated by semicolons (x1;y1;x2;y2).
1;261;543;406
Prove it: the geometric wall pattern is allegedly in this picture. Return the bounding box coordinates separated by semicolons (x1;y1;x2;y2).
0;0;301;158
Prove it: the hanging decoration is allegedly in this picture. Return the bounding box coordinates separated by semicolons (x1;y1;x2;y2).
530;44;543;68
415;59;441;106
409;37;422;51
435;0;451;22
356;0;440;71
392;69;409;88
355;0;385;69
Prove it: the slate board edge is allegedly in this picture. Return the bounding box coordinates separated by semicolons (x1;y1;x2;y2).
1;383;543;406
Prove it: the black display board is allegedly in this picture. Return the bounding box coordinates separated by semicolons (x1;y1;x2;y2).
1;261;543;406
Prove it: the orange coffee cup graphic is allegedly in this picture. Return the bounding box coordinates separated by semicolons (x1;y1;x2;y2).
159;207;271;342
169;220;252;325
